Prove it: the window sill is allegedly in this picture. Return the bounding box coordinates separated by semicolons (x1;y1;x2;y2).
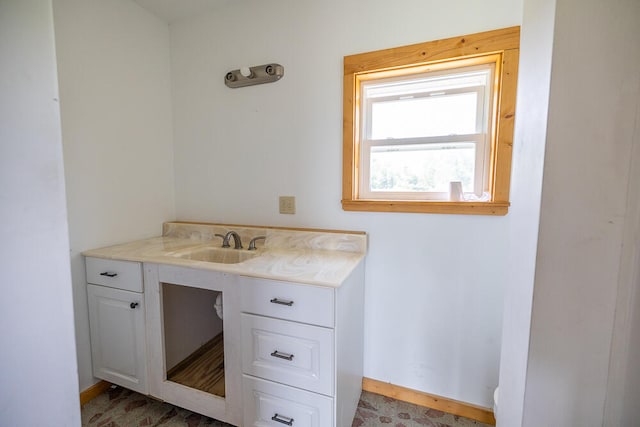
341;199;509;215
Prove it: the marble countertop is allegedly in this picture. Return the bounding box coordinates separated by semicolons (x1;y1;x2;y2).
83;222;367;287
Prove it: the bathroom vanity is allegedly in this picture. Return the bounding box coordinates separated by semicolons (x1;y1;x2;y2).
83;222;366;427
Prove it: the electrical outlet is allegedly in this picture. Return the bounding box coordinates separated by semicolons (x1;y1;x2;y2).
279;196;296;214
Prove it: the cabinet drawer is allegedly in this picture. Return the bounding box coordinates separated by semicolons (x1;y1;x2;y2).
242;314;334;396
240;277;334;328
86;257;143;292
243;375;333;427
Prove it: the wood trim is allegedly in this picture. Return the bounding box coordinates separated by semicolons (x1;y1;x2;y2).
344;26;520;74
342;199;509;216
79;380;111;407
492;48;519;202
362;377;496;425
354;53;503;83
343;64;357;201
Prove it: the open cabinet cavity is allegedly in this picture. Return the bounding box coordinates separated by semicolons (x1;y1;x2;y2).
162;283;226;397
146;264;242;426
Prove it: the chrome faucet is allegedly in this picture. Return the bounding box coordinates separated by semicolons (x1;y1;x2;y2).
215;231;243;249
248;236;266;250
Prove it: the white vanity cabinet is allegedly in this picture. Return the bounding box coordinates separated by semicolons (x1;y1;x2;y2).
82;222;367;427
239;263;365;427
85;257;147;394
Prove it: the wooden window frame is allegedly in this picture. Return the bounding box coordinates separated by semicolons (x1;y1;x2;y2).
342;26;520;215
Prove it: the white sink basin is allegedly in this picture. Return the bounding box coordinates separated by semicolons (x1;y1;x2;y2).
171;247;257;264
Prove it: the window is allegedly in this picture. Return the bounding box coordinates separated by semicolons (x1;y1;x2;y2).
342;27;520;215
362;62;495;200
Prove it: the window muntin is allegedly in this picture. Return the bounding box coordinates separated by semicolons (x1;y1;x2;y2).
359;64;494;200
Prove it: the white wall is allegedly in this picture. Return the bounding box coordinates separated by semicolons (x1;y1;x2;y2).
497;0;556;424
53;0;176;390
0;1;81;425
521;0;640;425
170;0;522;407
618;251;640;425
604;40;640;425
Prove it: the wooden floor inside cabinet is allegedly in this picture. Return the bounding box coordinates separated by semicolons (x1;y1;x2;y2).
166;333;225;397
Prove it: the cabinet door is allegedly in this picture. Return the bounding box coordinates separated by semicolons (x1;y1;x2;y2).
87;284;147;394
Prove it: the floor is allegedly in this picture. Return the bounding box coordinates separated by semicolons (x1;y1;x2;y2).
82;385;494;427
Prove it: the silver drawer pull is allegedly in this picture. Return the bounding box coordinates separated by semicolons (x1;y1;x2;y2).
99;272;118;278
270;298;293;306
271;413;294;426
270;350;294;361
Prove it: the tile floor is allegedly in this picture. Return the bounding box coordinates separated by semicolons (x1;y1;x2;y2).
81;385;494;427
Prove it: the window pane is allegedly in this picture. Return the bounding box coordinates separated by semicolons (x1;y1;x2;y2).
371;92;478;139
370;142;475;193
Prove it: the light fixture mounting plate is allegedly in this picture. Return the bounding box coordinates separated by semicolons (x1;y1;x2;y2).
224;63;284;88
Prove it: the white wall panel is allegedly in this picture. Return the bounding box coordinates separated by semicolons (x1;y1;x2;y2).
53;0;176;390
0;1;80;424
169;0;522;407
522;0;640;425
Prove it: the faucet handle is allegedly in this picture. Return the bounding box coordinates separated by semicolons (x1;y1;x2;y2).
215;233;230;248
248;236;266;250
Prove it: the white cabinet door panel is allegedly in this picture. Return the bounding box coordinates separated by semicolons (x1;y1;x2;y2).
87;284;147;394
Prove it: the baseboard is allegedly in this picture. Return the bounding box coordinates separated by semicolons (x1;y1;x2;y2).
362;377;496;426
79;380;112;407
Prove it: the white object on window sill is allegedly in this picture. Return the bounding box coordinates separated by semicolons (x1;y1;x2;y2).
449;181;464;201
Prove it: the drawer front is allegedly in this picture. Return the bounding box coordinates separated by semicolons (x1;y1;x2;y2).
243;375;333;427
86;257;143;292
242;314;334;396
240;277;334;327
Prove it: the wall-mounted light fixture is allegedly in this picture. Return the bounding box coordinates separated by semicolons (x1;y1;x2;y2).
224;63;284;88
